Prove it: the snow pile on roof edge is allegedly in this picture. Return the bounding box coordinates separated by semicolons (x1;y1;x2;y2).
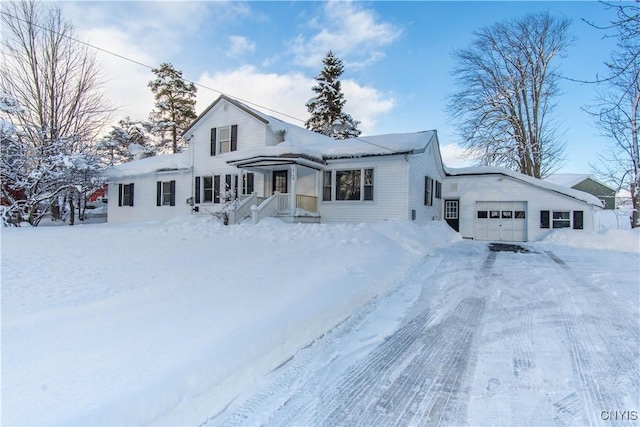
106;152;191;178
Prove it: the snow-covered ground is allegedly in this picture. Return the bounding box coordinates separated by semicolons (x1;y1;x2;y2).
1;218;638;426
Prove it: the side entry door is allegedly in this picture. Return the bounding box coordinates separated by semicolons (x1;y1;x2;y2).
444;199;459;231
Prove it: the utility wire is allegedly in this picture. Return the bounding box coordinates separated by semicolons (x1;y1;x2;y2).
0;10;405;154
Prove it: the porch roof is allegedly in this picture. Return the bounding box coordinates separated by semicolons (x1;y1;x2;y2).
227;153;327;170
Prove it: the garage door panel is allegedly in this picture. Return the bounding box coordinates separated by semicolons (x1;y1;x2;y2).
475;201;527;242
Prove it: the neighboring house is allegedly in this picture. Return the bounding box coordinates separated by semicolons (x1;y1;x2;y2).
545;173;616;210
107;95;603;242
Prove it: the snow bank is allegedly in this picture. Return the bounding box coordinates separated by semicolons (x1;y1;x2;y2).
1;218;458;426
538;228;639;253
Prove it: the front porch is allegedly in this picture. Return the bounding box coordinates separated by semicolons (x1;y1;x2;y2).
250;192;320;224
227;153;325;224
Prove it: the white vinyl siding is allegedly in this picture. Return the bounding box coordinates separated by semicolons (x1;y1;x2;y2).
184;99;273;213
319;156;408;223
408;145;445;224
108;171;191;223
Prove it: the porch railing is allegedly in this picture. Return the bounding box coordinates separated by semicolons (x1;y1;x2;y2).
251;192;284;224
296;194;317;213
230;192;257;224
251;193;318;224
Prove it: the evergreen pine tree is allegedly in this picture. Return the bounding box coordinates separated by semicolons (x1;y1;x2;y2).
148;63;197;154
305;51;361;140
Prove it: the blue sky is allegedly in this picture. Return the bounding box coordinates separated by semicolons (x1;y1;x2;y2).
61;1;620;173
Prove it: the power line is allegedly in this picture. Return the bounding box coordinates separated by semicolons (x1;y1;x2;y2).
0;9;404;154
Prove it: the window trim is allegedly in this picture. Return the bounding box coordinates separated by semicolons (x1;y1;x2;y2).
321;168;375;202
552;210;571;228
424;176;433;206
215;124;238;155
119;183;134;207
156;180;176;207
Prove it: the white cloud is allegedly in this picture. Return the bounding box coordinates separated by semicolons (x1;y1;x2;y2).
341;81;394;135
440;143;475;168
227;36;256;58
196;65;393;135
81;26;157;121
289;0;402;69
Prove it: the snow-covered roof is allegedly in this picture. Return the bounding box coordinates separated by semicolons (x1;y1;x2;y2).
106;152;191;178
226;130;437;164
545;173;615;192
445;166;604;207
191;95;436;162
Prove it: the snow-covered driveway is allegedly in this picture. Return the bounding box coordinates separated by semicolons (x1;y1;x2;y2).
213;241;639;426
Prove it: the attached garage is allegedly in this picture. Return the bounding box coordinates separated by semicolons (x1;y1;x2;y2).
443;167;603;242
475;201;527;241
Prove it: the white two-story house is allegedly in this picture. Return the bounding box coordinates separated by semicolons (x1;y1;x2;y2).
107;94;603;242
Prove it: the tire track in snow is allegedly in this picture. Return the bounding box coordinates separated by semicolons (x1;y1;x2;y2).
209;256;446;427
544;251;639;426
314;297;485;427
263;251;488;426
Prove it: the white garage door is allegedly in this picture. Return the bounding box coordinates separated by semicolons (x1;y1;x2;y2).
475;201;527;242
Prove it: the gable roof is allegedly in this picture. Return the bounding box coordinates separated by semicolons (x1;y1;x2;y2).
545;173;615;192
183;95;269;136
186;95;437;161
445;166;604;207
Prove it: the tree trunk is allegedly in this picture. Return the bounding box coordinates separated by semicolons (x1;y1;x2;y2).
50;200;61;221
68;194;75;226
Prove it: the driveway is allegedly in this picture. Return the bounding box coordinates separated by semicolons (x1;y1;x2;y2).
210;241;639;426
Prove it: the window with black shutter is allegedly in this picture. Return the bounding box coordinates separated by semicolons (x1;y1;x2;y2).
231;125;238;151
157;180;176;206
424;176;433;206
195;177;201;203
210;128;217;156
540;210;550;228
119;183;134;207
203;177;213;202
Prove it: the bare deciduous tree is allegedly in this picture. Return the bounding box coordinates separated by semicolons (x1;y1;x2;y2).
0;0;113;225
448;12;574;178
590;2;639;227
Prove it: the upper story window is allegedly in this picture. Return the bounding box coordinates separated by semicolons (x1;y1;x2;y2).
210;125;238;155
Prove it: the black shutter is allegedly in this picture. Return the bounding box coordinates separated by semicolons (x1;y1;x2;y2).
118;184;123;207
214;175;220;203
170;180;176;206
225;174;232;200
424;177;428;205
129;183;134;206
573;211;584;229
195;177;201;204
540;210;550;228
210;128;217;156
231;124;238;151
234;175;238;198
247;173;254;194
157;181;162;206
424;176;433;206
